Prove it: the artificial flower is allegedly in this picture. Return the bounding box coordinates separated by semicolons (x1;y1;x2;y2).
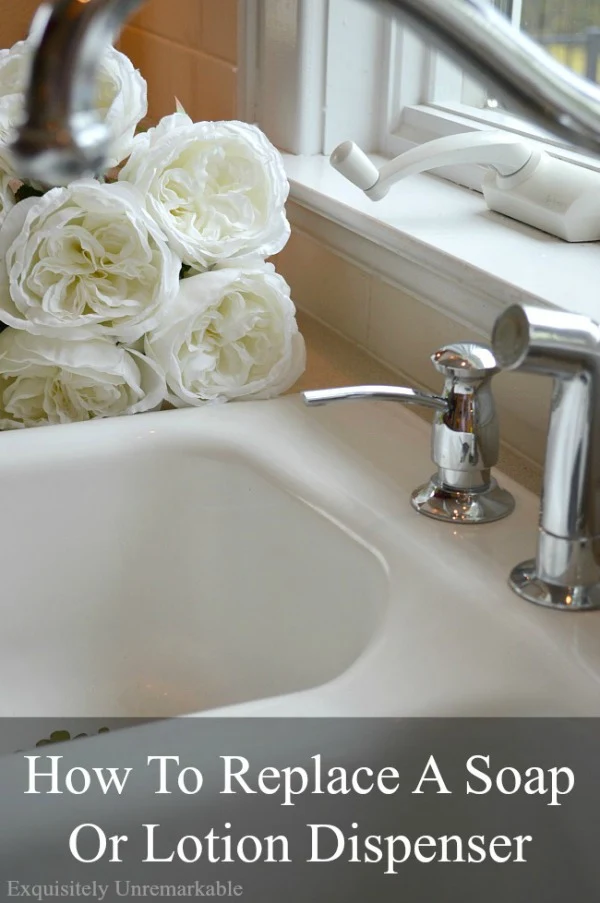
119;113;290;268
0;149;15;226
145;261;305;405
0;179;181;343
0;329;165;428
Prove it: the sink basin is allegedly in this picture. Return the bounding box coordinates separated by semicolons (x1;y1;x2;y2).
1;393;600;726
0;405;387;718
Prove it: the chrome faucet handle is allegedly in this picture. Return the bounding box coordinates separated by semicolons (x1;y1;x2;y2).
303;341;515;525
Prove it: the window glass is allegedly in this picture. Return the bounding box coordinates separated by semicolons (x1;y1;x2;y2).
500;0;600;84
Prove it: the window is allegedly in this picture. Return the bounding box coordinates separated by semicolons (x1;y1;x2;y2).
250;0;600;344
253;0;600;192
382;0;600;184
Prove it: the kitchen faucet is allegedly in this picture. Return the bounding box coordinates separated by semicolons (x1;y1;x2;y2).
11;0;600;184
9;0;600;610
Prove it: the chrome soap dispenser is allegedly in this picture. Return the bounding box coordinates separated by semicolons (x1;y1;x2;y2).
304;342;514;525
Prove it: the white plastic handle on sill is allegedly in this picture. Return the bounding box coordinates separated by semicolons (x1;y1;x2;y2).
330;131;537;200
330;130;600;242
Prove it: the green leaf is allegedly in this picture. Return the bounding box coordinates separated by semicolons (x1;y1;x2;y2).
14;184;45;203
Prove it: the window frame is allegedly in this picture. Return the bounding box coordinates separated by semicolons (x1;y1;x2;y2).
250;0;600;193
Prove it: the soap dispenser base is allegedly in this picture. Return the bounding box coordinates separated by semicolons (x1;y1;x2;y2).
411;476;515;525
509;561;600;611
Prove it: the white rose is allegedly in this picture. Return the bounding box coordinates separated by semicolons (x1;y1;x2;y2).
0;329;166;429
0;40;29;153
96;45;148;169
0;40;147;174
0;179;181;343
119;113;290;268
145;262;305;405
0;150;15;227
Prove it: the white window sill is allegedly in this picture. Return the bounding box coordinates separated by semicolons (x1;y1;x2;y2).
283;153;600;334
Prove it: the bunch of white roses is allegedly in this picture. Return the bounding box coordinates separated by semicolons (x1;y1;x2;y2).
0;33;305;429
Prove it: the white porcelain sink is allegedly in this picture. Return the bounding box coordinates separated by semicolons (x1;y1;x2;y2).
0;404;387;718
1;394;600;723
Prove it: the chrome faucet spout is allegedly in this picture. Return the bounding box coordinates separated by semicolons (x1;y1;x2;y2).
11;0;144;185
303;386;447;410
10;0;600;185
